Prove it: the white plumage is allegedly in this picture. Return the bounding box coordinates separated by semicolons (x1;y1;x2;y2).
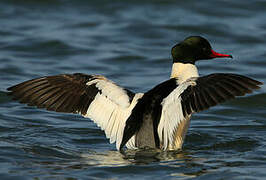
85;79;143;150
170;63;199;84
86;77;132;108
158;78;197;150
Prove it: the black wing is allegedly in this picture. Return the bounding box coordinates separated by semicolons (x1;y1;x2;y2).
7;73;137;150
7;73;135;115
180;73;263;116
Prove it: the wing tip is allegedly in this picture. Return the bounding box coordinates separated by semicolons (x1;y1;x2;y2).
258;81;263;85
7;86;12;91
7;84;18;92
256;81;263;88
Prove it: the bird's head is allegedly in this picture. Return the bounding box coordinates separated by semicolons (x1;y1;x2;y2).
171;36;232;64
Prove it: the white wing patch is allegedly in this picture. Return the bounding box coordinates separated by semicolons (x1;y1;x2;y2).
86;78;131;108
84;81;143;150
158;78;197;150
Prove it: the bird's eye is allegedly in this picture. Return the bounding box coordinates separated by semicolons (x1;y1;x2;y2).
202;47;207;52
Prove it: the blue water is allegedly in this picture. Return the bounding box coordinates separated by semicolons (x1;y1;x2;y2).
0;0;266;179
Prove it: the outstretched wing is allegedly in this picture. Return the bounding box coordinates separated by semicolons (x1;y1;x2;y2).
7;73;142;150
158;73;262;150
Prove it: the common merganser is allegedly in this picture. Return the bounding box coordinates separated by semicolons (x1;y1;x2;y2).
7;36;262;151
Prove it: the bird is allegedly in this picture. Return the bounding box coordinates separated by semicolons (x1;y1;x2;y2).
7;36;263;152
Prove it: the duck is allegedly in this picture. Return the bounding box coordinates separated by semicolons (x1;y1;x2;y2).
7;36;262;151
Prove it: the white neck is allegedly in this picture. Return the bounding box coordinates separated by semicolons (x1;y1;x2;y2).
170;62;199;84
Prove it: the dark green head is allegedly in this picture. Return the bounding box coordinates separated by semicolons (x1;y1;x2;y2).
171;36;232;64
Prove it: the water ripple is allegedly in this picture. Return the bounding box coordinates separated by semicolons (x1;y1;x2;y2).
0;0;266;179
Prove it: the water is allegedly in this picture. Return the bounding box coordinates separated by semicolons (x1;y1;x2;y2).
0;0;266;179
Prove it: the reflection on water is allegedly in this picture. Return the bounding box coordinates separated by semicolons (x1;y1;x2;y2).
8;147;208;178
122;149;190;164
81;149;209;178
81;150;131;167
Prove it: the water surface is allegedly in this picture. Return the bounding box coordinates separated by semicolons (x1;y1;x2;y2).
0;0;266;179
